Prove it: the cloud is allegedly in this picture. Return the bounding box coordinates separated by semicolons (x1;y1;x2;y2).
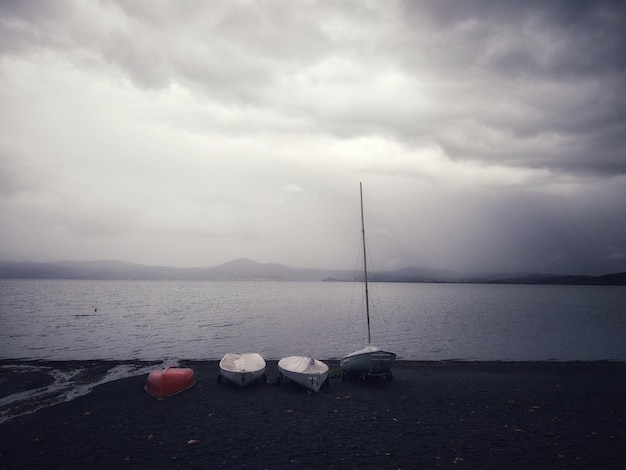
0;0;624;274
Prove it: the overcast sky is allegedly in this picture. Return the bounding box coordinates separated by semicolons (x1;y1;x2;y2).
1;0;625;275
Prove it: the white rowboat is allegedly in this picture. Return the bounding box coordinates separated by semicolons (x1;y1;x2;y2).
218;353;267;388
277;356;329;393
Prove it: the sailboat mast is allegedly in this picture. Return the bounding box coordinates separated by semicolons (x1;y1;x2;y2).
360;182;371;344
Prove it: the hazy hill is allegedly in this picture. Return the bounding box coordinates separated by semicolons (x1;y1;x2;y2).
0;259;624;285
0;258;351;282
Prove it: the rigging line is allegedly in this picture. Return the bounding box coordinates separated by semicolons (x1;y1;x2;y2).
346;232;370;347
362;236;393;345
344;238;361;344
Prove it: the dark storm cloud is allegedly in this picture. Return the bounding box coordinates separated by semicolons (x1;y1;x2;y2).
392;0;626;176
3;0;624;178
1;0;624;274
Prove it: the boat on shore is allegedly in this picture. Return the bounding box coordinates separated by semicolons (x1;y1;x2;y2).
341;344;396;381
218;353;267;388
145;367;196;399
277;356;329;393
340;183;396;381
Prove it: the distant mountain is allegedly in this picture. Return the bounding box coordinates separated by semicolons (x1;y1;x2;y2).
0;259;624;285
192;258;353;281
365;267;467;283
0;258;352;282
0;260;179;280
481;271;626;286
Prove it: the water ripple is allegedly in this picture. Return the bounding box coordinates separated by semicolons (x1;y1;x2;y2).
1;280;625;362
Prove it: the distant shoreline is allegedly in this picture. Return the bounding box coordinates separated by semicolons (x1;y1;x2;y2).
1;259;625;285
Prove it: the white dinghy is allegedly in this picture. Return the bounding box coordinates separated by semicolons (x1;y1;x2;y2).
340;344;396;381
340;183;396;382
277;356;329;393
218;353;267;388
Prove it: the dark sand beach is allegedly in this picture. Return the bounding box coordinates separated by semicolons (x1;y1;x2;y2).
1;360;625;469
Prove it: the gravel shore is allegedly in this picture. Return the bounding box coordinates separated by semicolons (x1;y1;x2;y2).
1;360;625;469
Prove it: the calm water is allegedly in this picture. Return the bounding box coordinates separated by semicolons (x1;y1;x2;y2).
1;280;625;361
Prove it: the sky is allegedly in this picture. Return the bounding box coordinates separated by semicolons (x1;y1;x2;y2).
1;0;625;275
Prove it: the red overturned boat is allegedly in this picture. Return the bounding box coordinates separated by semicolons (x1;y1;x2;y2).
145;367;196;399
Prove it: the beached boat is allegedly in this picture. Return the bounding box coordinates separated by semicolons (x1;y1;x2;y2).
341;344;396;381
340;183;396;381
218;353;267;388
145;367;196;399
277;356;329;393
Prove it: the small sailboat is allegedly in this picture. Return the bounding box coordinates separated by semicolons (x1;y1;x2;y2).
145;367;196;399
340;183;396;381
218;353;267;388
276;356;329;393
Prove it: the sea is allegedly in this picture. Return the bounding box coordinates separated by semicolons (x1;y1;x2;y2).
2;279;625;362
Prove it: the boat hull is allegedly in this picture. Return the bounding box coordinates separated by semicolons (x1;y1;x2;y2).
145;367;196;399
340;345;396;380
277;356;329;393
219;353;267;388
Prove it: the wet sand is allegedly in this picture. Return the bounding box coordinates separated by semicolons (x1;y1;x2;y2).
1;360;625;469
